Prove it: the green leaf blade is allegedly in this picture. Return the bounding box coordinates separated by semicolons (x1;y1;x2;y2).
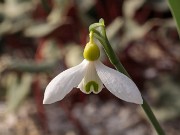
168;0;180;37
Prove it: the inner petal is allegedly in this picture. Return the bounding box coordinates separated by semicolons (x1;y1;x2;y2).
78;61;103;94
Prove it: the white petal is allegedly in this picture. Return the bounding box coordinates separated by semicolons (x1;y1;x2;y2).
78;61;103;94
95;61;143;104
43;60;88;104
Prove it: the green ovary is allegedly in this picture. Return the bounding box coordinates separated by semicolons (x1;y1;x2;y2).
83;42;100;61
85;81;99;93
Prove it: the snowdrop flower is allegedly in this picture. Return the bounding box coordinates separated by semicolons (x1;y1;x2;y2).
43;32;143;104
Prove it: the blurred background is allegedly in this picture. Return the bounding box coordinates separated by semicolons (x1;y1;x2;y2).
0;0;180;135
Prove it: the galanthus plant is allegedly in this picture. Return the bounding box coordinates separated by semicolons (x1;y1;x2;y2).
43;19;166;135
43;32;143;104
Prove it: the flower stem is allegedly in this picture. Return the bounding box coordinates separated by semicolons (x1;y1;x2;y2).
90;19;165;135
41;0;51;13
89;31;94;43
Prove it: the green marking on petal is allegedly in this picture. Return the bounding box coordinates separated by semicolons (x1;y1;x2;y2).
85;81;99;93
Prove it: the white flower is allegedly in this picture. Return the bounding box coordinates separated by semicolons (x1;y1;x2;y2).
43;59;143;104
43;32;143;104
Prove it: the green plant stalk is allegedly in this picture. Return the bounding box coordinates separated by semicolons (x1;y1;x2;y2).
90;20;165;135
41;0;51;13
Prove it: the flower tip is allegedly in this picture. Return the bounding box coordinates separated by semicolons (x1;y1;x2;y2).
133;97;143;105
43;97;49;104
139;98;143;105
43;100;47;104
43;94;55;104
43;98;56;104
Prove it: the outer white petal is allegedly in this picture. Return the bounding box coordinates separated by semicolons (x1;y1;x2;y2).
95;61;143;104
43;60;88;104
